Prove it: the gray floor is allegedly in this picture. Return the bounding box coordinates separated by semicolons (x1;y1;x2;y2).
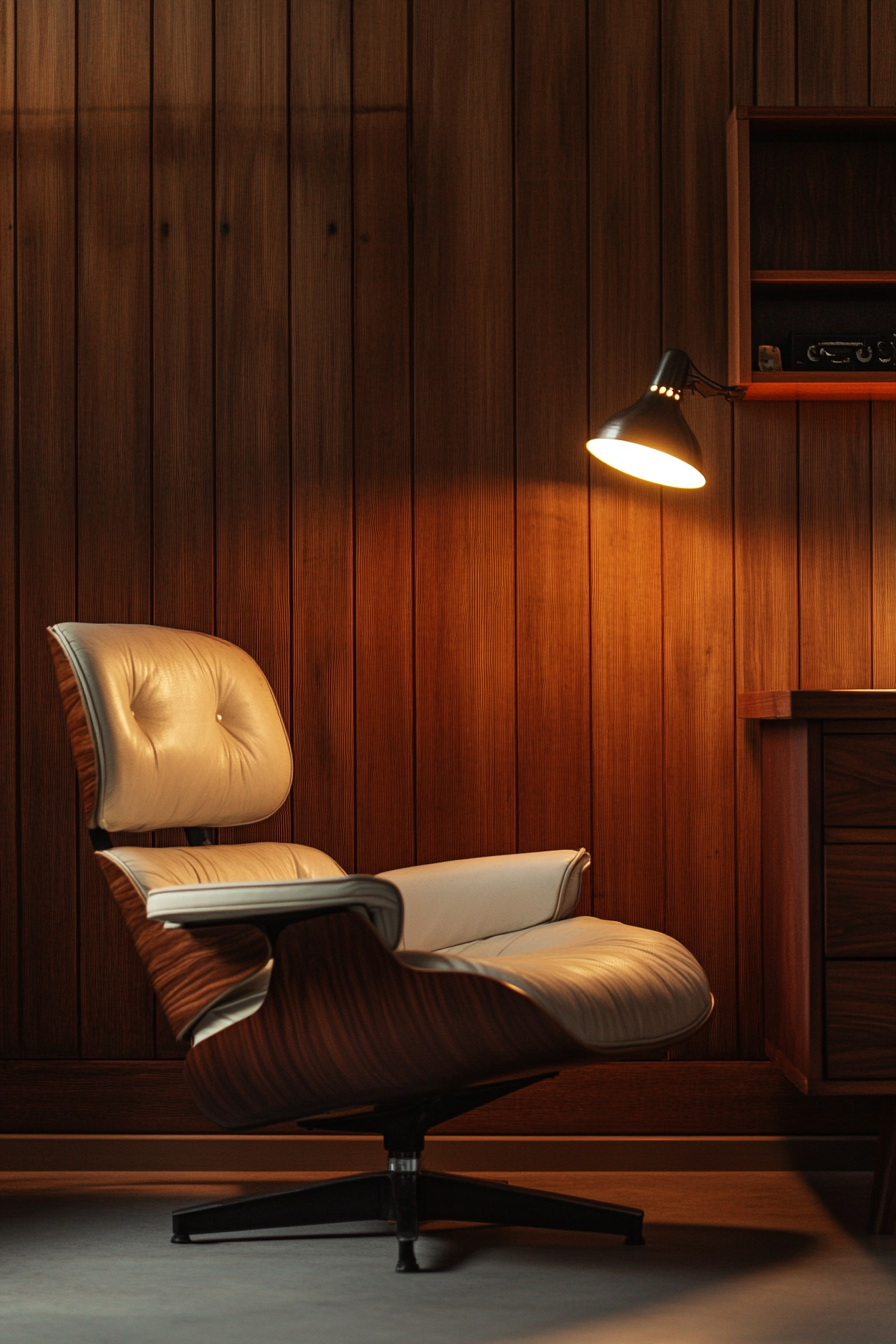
2;1170;895;1344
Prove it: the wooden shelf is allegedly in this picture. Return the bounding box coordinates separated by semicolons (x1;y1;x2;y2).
751;270;896;286
744;371;896;401
728;107;896;398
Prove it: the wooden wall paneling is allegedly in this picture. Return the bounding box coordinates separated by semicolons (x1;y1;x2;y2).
661;0;736;1059
0;1059;881;1136
515;1;590;875
872;404;896;688
153;1;214;638
290;0;354;870
734;0;798;1059
152;0;214;1058
412;1;516;864
77;0;155;1057
755;0;796;106
797;0;869;105
0;0;16;1056
16;0;79;1058
799;403;872;688
352;0;414;876
215;0;290;848
730;0;754;107
871;0;896;102
589;2;665;930
734;404;799;1057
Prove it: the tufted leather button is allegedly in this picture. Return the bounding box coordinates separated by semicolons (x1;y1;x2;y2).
216;713;223;722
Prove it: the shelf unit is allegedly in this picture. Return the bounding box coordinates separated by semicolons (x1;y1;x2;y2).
727;107;896;400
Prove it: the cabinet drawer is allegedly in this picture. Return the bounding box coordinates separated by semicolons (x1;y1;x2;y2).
825;962;896;1079
825;845;896;956
824;736;896;825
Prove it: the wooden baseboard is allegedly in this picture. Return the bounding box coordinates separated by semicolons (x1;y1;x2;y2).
0;1133;878;1174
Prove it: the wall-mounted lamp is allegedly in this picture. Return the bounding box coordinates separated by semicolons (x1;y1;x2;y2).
586;349;744;489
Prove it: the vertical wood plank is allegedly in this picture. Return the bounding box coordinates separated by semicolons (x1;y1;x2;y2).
0;0;17;1057
662;0;736;1059
872;405;896;688
413;0;516;864
734;403;799;1056
290;0;354;869
515;1;590;872
730;0;754;107
152;0;214;1058
77;0;155;1057
153;0;214;637
797;0;868;105
590;1;665;929
216;0;290;845
871;0;896;102
734;5;797;1057
800;403;872;688
17;0;79;1057
353;0;414;875
756;0;797;105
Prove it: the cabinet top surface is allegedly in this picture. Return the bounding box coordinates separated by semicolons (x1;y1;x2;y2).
738;690;896;719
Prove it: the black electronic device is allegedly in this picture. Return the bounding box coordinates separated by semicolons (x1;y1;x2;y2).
791;333;896;371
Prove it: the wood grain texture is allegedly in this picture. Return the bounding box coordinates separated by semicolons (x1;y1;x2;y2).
216;0;290;850
799;403;872;689
289;0;354;870
590;1;664;931
740;690;896;718
412;0;516;863
152;0;214;637
797;0;869;105
756;0;796;105
515;0;590;869
734;402;799;1056
824;734;896;826
761;721;823;1085
872;404;896;687
353;1;414;876
826;962;896;1079
730;0;754;106
871;0;896;104
46;632;98;826
0;0;16;1057
824;844;896;956
77;0;155;1058
0;1057;881;1135
16;2;79;1058
662;2;735;1060
95;855;271;1043
184;908;704;1129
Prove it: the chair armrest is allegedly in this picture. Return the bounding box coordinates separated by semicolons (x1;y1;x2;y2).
379;848;590;951
145;875;403;950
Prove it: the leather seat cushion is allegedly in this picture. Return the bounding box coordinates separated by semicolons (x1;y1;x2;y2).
398;915;713;1051
106;841;346;895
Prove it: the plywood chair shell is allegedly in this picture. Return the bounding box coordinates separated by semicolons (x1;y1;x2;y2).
184;910;598;1130
48;630;99;827
97;855;271;1041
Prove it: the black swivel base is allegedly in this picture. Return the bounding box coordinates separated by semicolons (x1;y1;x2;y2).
172;1075;645;1272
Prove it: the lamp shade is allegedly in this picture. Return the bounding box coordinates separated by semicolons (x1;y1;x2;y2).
586;349;705;488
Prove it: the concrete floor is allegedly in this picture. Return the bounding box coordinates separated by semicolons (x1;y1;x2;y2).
1;1170;894;1344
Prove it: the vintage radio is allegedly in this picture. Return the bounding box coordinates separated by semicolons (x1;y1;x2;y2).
791;333;896;371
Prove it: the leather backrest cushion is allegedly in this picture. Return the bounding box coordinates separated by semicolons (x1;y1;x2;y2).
51;622;293;832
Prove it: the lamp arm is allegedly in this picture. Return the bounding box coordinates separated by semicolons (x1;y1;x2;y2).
685;360;745;402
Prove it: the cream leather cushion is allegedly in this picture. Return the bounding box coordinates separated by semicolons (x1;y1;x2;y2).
52;622;293;832
105;841;345;894
383;850;590;951
400;916;713;1051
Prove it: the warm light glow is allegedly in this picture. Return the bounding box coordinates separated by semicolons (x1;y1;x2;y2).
586;437;706;488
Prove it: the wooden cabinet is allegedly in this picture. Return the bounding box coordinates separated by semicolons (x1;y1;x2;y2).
739;691;896;1231
727;107;896;400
